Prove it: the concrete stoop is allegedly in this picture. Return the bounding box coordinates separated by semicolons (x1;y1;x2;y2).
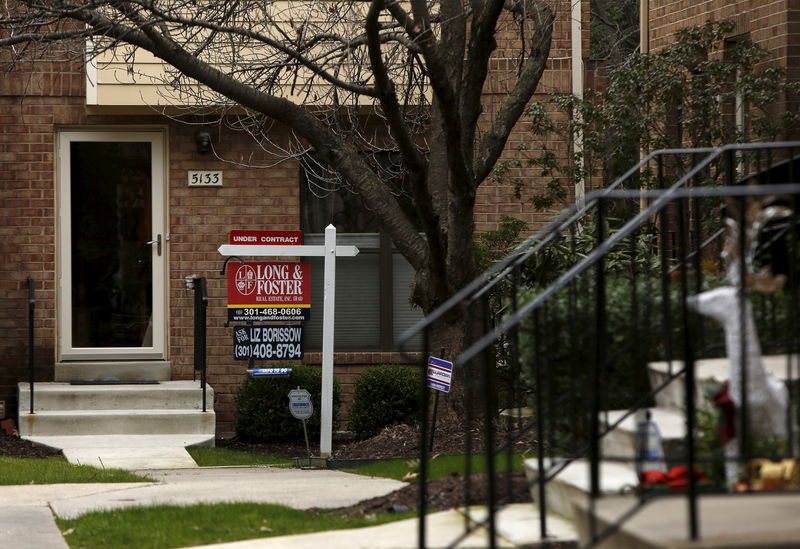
647;354;799;410
525;353;800;549
572;493;800;549
524;458;639;521
18;378;215;470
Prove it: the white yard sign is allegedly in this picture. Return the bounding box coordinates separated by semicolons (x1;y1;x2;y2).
219;224;357;456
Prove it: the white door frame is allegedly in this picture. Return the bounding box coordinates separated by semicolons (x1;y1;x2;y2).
57;129;167;360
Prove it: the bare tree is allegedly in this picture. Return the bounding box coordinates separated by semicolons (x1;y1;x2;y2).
0;0;555;361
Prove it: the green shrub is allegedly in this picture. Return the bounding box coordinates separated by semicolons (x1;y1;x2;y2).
234;364;339;443
349;364;420;440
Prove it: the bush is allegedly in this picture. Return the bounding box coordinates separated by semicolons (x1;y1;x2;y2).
349;364;420;440
234;364;340;443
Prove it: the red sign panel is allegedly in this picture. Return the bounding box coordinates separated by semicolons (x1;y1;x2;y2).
229;230;303;245
227;262;311;307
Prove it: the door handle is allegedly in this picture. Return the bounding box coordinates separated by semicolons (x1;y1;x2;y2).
146;234;162;256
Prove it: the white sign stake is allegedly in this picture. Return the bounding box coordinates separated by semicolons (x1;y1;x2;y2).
219;224;355;457
320;224;337;456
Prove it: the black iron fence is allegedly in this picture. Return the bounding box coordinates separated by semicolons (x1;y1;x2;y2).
400;142;800;548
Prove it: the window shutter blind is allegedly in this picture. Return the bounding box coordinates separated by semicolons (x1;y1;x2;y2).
304;253;381;350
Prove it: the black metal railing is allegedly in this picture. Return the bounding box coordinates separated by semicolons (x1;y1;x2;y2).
400;142;800;548
192;276;209;412
27;277;35;415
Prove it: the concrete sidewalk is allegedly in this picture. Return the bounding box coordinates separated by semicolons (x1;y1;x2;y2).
0;466;401;549
0;466;573;549
179;504;576;549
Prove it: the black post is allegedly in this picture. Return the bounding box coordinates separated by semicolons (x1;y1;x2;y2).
27;278;35;415
418;325;430;549
533;308;547;543
678;198;699;540
589;197;607;543
428;348;446;452
658;157;674;376
480;295;497;548
194;277;209;412
737;196;749;474
429;390;440;452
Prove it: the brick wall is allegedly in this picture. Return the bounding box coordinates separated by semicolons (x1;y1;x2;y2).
0;3;583;437
0;54;85;423
648;0;798;138
475;0;587;233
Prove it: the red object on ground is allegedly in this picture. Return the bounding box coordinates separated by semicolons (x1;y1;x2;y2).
640;466;710;492
0;418;18;436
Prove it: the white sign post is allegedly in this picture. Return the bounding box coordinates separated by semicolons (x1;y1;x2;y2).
219;224;356;457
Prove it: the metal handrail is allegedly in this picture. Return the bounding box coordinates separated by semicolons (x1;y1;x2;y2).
399;142;800;350
459;144;800;365
398;146;718;347
192;276;209;413
404;141;800;548
27;277;35;415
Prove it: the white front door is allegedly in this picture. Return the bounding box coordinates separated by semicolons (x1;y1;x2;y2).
57;130;167;360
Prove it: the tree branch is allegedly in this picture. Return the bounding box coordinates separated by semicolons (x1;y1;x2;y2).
460;0;505;161
121;0;382;97
387;0;472;192
366;0;425;172
473;1;553;185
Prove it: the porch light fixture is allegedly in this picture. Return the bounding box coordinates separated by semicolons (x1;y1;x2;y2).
195;129;212;154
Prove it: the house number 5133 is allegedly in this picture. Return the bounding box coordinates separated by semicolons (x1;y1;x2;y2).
188;170;223;187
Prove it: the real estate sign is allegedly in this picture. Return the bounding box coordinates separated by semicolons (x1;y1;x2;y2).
229;230;302;245
227;261;311;321
232;325;304;361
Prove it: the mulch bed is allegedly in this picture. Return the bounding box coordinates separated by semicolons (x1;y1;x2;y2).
0;433;62;459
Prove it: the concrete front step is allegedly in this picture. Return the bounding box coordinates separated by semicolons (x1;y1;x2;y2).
648;354;799;410
23;434;214;469
573;493;800;549
601;407;686;464
18;381;212;412
18;409;216;437
524;457;638;521
54;361;172;382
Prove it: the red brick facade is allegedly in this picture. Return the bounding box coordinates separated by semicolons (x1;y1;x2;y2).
647;0;799;135
0;2;588;437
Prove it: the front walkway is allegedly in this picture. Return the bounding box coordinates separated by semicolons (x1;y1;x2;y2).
0;466;574;549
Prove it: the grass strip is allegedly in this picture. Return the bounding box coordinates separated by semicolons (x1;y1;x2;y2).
344;452;528;481
187;447;293;467
0;456;150;485
57;502;413;549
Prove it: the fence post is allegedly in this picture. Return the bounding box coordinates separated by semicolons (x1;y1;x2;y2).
418;325;430;549
677;198;699;540
589;196;606;543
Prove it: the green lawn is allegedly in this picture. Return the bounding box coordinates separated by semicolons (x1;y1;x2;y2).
0;456;150;485
56;502;413;549
344;452;528;481
186;447;293;467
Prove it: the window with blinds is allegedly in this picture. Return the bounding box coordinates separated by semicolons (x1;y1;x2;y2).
300;153;423;352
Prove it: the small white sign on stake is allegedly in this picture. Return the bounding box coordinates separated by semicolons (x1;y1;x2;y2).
288;388;313;420
427;356;454;393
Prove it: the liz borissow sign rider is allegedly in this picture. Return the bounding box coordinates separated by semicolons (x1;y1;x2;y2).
227;262;311;322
